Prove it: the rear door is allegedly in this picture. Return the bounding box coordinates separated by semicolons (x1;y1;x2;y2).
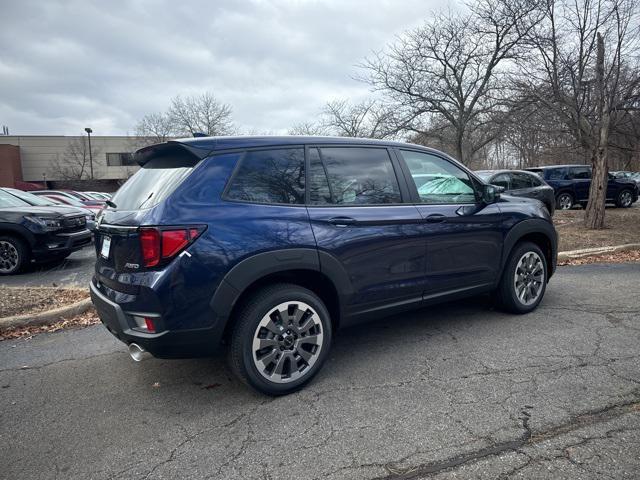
396;149;503;297
570;167;591;202
306;146;426;316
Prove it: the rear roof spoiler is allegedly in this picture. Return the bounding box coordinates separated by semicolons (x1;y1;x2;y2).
134;141;212;166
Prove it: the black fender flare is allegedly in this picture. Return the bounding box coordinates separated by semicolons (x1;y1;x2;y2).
209;248;353;323
501;219;558;278
0;222;36;248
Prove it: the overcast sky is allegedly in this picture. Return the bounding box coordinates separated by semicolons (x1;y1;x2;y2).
0;0;445;136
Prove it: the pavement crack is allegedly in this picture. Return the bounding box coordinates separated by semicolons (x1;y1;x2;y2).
372;396;640;479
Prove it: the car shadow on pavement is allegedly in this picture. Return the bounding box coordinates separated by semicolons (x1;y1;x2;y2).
121;294;500;404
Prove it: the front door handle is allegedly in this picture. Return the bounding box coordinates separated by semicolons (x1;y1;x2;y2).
424;214;446;223
328;216;357;227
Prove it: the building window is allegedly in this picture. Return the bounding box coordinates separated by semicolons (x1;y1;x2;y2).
106;152;136;166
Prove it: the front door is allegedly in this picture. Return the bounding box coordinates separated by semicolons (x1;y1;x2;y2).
396;149;503;297
306;146;426;316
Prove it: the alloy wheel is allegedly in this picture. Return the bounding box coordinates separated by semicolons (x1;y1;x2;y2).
0;240;19;273
513;251;545;306
252;301;324;384
558;194;573;210
620;191;633;207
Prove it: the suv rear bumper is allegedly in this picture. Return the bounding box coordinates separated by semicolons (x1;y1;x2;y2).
90;280;224;358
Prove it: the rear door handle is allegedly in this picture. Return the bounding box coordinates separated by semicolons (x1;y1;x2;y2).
328;216;357;227
424;214;446;223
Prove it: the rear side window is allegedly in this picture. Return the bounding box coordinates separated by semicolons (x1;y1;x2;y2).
529;173;543;187
225;148;305;204
571;167;591;179
492;173;511;190
547;168;569;180
310;147;401;205
510;173;533;190
111;154;197;211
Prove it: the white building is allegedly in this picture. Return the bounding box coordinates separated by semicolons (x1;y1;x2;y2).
0;135;145;189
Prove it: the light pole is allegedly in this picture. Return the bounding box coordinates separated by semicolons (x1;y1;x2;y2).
84;127;94;179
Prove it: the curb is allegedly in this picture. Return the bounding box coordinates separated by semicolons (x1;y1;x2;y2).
0;297;93;330
558;243;640;261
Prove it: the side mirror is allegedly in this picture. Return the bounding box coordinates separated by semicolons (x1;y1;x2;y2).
482;184;503;204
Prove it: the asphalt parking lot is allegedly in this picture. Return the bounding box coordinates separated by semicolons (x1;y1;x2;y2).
1;263;639;479
0;246;95;288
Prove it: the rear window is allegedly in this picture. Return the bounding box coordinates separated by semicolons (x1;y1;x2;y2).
110;155;197;211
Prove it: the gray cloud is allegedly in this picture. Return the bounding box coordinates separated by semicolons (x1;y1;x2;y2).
0;0;437;135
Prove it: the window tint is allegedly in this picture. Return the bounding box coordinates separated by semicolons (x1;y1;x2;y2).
510;172;532;190
308;148;331;204
547;168;569;180
491;173;511;190
400;150;477;204
571;167;591;179
111;154;198;210
529;173;543;187
226;148;305;204
313;147;401;205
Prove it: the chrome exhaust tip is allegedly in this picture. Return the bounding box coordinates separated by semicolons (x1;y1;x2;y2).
128;343;146;362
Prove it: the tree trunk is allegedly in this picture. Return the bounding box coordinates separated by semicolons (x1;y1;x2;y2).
584;33;609;230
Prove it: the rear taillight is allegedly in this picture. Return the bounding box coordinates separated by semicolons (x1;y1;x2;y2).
139;226;204;267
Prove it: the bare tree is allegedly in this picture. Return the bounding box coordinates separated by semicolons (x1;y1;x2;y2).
516;0;640;228
168;92;234;136
135;112;173;142
322;99;397;139
51;136;101;180
363;0;541;164
288;121;330;136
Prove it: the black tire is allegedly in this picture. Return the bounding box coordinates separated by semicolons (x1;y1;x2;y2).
615;189;634;208
229;283;333;395
556;192;574;210
0;235;29;275
494;241;548;314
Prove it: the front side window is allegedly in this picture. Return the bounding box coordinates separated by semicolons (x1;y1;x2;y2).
400;150;477;204
311;147;401;205
226;148;305;205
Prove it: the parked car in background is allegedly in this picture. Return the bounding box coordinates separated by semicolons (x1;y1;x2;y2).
611;171;640;189
0;189;91;274
32;192;104;214
31;189;105;207
84;191;112;200
1;187;97;230
475;170;555;215
526;165;639;210
90;136;557;395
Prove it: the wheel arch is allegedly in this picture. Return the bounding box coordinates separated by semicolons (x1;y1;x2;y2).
502;219;558;280
210;248;350;341
0;223;35;248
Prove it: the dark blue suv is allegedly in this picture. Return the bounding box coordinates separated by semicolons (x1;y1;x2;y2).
526;165;639;210
90;137;557;395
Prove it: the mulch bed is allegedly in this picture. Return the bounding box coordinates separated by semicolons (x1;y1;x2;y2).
0;308;100;341
558;249;640;266
0;287;89;318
